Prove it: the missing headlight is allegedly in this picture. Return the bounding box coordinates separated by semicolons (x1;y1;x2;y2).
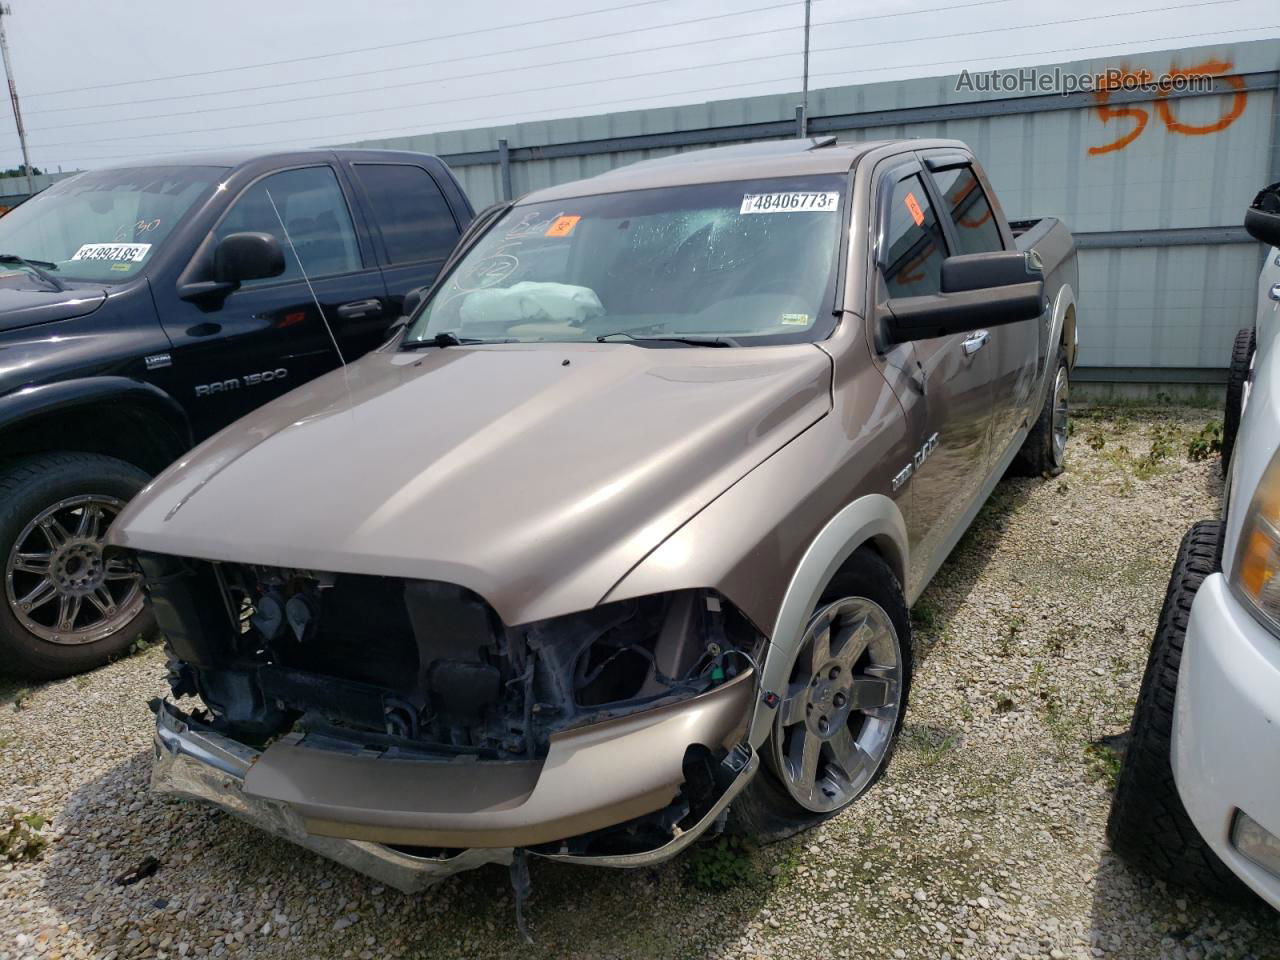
150;563;762;763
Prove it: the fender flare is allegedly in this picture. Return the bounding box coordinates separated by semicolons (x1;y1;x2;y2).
1049;282;1077;372
745;493;909;748
0;376;193;450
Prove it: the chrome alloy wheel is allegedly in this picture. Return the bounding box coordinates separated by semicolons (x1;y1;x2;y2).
1051;365;1069;467
771;597;904;813
4;495;143;645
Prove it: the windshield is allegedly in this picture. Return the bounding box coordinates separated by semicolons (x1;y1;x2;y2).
0;165;223;283
405;175;845;346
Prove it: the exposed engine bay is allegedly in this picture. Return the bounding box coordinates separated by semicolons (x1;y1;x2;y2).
137;553;762;766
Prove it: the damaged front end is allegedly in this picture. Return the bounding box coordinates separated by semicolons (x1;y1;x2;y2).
139;553;764;888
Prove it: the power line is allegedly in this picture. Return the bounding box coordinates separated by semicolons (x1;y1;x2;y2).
20;0;809;125
19;0;1013;123
49;23;1279;167
22;0;689;98
19;0;1239;152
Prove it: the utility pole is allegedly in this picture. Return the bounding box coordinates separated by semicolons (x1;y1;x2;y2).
0;4;33;197
800;0;811;137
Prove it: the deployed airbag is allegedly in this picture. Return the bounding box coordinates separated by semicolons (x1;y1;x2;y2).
460;282;604;326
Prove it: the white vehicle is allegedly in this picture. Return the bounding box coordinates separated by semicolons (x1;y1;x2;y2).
1108;181;1280;908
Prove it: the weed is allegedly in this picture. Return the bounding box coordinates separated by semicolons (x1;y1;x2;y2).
998;616;1024;657
1046;624;1076;658
903;724;960;766
683;835;756;891
130;633;156;656
11;688;31;711
1085;430;1107;451
1187;421;1223;462
911;597;942;633
1;806;48;862
1147;423;1177;463
1084;741;1124;789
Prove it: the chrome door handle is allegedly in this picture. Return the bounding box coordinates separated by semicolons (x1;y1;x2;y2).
335;298;384;319
962;330;990;355
1269;282;1280;302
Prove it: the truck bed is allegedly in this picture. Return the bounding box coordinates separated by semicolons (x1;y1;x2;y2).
1010;216;1079;374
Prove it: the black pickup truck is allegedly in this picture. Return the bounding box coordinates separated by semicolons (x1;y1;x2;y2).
0;149;473;678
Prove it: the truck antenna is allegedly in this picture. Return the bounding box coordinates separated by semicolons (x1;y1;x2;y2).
265;188;349;376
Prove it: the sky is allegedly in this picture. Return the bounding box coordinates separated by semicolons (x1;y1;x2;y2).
0;0;1276;172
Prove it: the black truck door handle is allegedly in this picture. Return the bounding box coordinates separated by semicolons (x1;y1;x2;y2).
335;298;383;320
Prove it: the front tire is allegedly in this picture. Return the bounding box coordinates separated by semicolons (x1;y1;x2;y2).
731;549;912;841
1221;327;1255;474
0;453;154;680
1105;521;1253;901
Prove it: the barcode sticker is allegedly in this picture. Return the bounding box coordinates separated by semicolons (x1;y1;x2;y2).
740;192;840;214
70;243;152;263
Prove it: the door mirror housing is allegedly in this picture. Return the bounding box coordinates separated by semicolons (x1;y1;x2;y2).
884;250;1045;343
213;231;286;285
401;285;428;320
1245;182;1280;247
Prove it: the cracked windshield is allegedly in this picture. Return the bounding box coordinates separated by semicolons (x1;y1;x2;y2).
406;174;845;346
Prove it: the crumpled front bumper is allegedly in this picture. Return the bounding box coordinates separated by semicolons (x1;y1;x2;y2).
151;676;759;892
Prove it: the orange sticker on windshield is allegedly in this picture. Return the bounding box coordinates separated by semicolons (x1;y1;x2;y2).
904;192;925;226
545;215;581;238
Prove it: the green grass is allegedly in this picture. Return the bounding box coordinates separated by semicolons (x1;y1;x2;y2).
682;835;757;891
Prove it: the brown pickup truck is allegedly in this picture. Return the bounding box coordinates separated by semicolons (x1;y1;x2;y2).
108;137;1079;897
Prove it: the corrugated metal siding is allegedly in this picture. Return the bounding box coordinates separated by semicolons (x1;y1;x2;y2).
343;38;1280;377
0;171;72;203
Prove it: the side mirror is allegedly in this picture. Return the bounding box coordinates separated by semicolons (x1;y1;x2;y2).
214;231;285;284
382;286;429;343
884;250;1045;343
1245;182;1280;247
401;285;428;319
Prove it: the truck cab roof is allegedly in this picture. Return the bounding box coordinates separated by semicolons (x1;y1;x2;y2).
519;137;971;203
94;147;454;172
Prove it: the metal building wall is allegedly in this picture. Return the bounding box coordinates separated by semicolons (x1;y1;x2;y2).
344;38;1280;382
0;171;71;208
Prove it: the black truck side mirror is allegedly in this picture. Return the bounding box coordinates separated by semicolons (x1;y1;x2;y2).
1245;182;1280;247
884;250;1045;343
214;232;286;284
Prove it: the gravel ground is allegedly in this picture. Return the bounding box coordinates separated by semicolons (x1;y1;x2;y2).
3;406;1279;960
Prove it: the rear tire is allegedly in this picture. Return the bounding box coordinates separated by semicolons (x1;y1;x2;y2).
1013;345;1068;477
731;549;912;842
1221;327;1255;474
0;453;155;681
1105;521;1254;901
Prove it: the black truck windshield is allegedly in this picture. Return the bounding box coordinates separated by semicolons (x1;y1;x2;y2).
405;175;845;347
0;165;223;283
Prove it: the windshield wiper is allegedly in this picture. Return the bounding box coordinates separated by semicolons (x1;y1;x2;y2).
596;331;735;348
401;331;514;350
0;254;64;291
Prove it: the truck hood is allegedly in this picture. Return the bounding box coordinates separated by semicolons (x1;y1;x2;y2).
0;281;107;334
112;341;832;625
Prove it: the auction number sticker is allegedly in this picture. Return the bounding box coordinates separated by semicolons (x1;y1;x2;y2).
70;242;152;263
740;191;840;214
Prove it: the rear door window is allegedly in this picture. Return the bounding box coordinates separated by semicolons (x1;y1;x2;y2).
881;173;948;298
353;163;460;264
932;165;1004;256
